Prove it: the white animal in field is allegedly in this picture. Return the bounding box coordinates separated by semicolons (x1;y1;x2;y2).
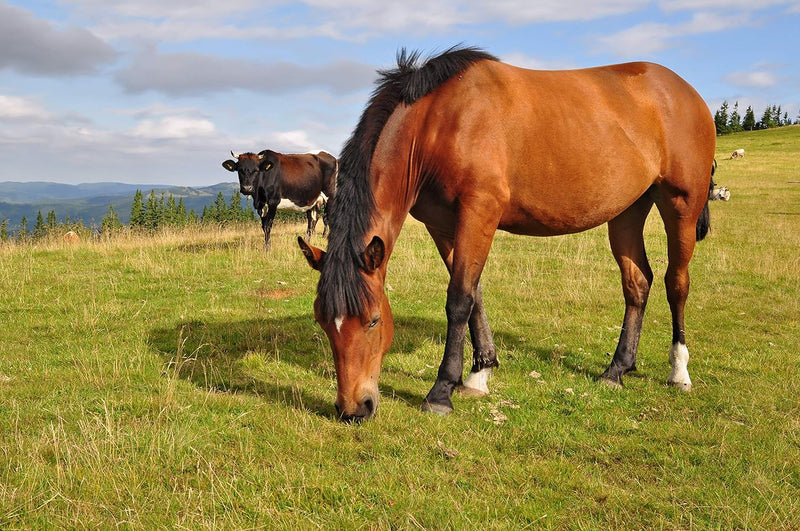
709;185;730;201
730;148;745;159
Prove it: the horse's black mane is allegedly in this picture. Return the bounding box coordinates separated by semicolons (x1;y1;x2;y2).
317;45;498;321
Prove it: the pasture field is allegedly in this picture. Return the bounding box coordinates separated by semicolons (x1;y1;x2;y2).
1;127;799;529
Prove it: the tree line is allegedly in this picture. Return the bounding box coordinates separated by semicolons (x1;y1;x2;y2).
714;101;798;135
1;189;257;244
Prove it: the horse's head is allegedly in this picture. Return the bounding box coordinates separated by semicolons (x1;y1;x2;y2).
298;236;394;422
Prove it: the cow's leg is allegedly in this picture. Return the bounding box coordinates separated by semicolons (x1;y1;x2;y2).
305;210;315;240
261;204;278;252
601;195;654;388
321;202;329;238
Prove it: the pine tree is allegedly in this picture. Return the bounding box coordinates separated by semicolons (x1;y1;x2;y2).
100;205;123;235
714;100;730;135
728;102;743;133
33;211;47;240
164;194;177;227
17;216;28;243
130;190;145;228
742;106;756;131
228;190;247;222
759;106;774;129
46;210;57;231
144;190;161;231
0;219;8;242
176;198;187;226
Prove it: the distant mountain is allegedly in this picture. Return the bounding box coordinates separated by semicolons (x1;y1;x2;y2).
0;181;247;230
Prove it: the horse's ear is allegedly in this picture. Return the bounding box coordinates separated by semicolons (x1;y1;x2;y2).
362;236;385;273
222;160;237;172
298;236;325;271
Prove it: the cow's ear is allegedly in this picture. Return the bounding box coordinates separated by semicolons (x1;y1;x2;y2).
298;236;325;271
362;236;385;274
260;161;273;172
222;160;237;172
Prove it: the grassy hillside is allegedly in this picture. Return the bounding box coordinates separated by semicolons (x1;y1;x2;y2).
0;127;798;528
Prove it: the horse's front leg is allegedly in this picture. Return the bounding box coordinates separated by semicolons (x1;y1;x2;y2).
460;281;498;396
422;210;499;415
421;280;475;414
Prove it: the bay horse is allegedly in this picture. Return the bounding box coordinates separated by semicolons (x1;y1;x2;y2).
298;46;716;422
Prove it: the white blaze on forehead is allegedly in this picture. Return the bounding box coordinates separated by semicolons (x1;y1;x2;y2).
334;315;344;333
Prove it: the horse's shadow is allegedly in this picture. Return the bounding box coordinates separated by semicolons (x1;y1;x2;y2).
148;315;603;420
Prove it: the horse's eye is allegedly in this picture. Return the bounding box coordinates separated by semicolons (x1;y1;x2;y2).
368;316;380;329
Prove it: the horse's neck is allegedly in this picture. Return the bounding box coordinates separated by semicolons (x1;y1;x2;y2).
370;178;417;258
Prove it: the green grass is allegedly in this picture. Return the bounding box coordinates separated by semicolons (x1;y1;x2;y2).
1;127;799;529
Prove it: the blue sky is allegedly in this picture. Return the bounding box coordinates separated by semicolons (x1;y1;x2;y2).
1;0;798;186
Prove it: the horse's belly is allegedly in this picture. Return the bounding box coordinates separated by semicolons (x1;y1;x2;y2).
499;186;646;236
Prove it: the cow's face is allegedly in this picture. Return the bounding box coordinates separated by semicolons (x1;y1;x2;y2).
221;151;276;196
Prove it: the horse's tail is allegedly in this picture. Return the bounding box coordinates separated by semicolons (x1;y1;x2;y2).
695;159;716;241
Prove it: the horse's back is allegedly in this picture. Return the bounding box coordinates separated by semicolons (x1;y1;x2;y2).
385;59;714;236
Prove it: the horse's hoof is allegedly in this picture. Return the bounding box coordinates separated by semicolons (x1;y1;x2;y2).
668;380;692;392
421;401;453;416
599;376;623;389
457;385;488;398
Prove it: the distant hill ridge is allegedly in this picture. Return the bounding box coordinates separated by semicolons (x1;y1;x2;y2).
0;181;243;229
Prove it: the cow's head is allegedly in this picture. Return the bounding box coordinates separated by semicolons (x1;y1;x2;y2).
221;150;276;197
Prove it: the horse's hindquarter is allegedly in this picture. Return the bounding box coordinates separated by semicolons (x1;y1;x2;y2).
405;61;713;237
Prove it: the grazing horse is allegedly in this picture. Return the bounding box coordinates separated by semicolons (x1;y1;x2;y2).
298;46;716;422
222;150;338;250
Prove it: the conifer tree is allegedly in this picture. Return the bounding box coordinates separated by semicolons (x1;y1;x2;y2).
17;216;28;243
228;190;247;222
164;194;177;227
46;210;57;231
130;190;145;228
742;106;756;131
728;102;743;133
33;211;47;240
144;190;161;231
0;219;8;242
714;100;730;135
177;198;187;226
100;205;123;235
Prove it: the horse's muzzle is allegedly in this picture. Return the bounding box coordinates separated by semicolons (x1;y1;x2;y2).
335;396;376;423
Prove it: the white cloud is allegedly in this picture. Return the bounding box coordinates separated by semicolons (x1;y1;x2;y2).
596;11;744;57
724;69;780;88
132;116;216;139
0;95;51;120
114;47;375;96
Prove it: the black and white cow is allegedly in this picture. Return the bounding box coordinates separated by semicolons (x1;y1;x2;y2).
222;150;338;250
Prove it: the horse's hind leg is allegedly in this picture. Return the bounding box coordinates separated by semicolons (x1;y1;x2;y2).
657;201;701;392
600;196;654;388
